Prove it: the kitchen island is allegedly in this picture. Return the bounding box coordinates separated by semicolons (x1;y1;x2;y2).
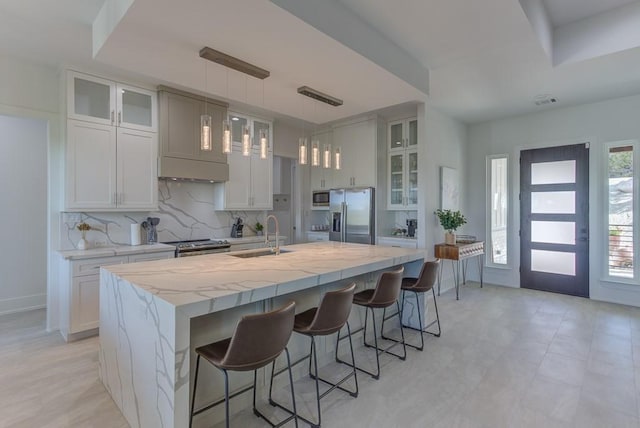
99;241;425;428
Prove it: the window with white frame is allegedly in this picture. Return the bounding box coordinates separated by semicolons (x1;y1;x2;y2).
605;141;637;280
487;155;508;266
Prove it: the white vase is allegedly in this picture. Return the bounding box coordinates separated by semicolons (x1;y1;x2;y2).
445;232;456;245
77;237;88;250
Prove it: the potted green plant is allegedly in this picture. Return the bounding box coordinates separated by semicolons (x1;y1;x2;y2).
255;221;264;236
435;209;467;245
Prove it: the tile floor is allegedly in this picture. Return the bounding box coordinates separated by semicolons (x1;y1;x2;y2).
2;283;640;428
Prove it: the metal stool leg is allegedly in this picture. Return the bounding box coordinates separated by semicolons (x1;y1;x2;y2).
223;369;230;428
284;348;299;428
189;354;201;428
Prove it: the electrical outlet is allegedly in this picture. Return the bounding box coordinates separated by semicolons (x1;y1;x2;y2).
94;240;108;248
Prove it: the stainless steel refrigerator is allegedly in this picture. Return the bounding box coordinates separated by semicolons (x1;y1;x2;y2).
329;187;375;244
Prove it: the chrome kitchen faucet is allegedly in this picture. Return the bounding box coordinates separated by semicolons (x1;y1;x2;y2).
265;215;280;255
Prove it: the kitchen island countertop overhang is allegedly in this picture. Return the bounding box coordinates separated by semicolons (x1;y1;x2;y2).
102;241;427;317
99;241;426;428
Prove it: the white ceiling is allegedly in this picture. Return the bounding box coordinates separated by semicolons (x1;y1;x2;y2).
4;0;640;124
543;0;638;27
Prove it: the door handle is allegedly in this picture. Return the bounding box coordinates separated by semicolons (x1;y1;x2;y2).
111;110;115;125
118;111;122;125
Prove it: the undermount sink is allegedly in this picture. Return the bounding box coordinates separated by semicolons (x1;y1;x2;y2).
229;248;291;258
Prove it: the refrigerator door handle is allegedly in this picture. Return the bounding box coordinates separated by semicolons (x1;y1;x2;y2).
342;202;347;242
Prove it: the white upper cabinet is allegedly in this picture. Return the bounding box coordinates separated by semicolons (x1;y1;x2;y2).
388;118;417;152
387;117;418;210
214;113;273;210
65;120;158;211
332;118;376;188
68;71;157;132
65;71;158;211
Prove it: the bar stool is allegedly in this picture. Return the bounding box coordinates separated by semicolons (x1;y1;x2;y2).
338;266;406;380
189;301;298;428
269;283;358;428
383;260;441;351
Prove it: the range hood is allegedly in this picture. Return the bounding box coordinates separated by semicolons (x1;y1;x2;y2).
158;86;230;182
159;157;229;182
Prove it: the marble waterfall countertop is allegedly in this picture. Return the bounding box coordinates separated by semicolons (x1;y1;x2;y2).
103;241;425;316
58;243;176;260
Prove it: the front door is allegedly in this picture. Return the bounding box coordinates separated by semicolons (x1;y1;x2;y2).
520;144;589;297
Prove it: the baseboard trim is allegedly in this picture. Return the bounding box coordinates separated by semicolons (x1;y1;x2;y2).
0;293;46;316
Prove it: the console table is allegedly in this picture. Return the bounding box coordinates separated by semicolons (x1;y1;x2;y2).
434;241;484;300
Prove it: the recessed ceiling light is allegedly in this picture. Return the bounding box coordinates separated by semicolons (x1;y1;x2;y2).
231;117;239;121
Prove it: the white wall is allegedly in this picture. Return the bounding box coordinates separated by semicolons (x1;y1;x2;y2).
467;93;640;307
418;103;468;291
0;54;61;325
0;115;48;314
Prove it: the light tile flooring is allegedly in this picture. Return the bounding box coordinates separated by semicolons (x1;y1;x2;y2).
2;283;640;428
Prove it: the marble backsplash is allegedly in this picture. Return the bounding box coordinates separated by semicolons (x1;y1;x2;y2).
60;180;267;250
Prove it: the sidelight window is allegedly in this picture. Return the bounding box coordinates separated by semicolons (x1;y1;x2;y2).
605;142;637;280
487;155;508;266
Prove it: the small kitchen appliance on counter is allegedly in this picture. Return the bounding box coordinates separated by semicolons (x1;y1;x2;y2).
407;219;417;238
230;218;244;238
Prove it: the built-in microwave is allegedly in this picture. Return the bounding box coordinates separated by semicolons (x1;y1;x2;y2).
312;190;330;207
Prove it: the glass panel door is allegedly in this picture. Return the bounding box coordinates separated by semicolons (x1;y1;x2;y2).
520;144;589;297
118;84;155;131
407;119;418;147
72;75;113;124
389;121;404;150
407;151;418;205
389;154;404;205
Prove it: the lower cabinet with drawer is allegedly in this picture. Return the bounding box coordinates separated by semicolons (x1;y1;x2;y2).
59;250;174;341
377;237;419;249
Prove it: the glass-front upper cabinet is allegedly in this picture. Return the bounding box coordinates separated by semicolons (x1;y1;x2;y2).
67;71;157;132
387;116;418;209
388;117;417;151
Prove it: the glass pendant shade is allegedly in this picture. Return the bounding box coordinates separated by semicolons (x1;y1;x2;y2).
323;144;332;169
334;146;341;170
299;138;308;165
200;114;212;151
222;119;232;154
259;129;268;159
311;140;320;167
242;125;251;156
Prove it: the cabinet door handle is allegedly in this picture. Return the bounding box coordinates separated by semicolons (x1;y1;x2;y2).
111;110;115;125
117;111;122;125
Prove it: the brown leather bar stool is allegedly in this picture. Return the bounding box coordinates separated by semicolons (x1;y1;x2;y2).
382;260;441;351
337;266;406;380
189;301;298;428
269;283;358;428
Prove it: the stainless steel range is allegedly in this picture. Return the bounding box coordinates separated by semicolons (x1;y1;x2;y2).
164;239;231;257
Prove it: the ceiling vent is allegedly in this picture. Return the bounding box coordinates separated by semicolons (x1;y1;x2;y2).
297;86;343;106
199;47;270;80
534;94;558;106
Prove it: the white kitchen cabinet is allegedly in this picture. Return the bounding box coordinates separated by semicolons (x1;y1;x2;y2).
68;71;157;132
332;118;376;188
377;237;418;249
60;250;174;341
306;232;329;242
309;130;334;190
214;114;273;210
65;119;158;211
387;117;418;210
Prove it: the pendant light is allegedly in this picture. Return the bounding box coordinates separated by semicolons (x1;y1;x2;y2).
311;139;320;167
242;124;251;156
299;137;308;165
334;146;342;170
201;61;212;151
222;119;232;154
323;144;332;169
259;128;268;159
